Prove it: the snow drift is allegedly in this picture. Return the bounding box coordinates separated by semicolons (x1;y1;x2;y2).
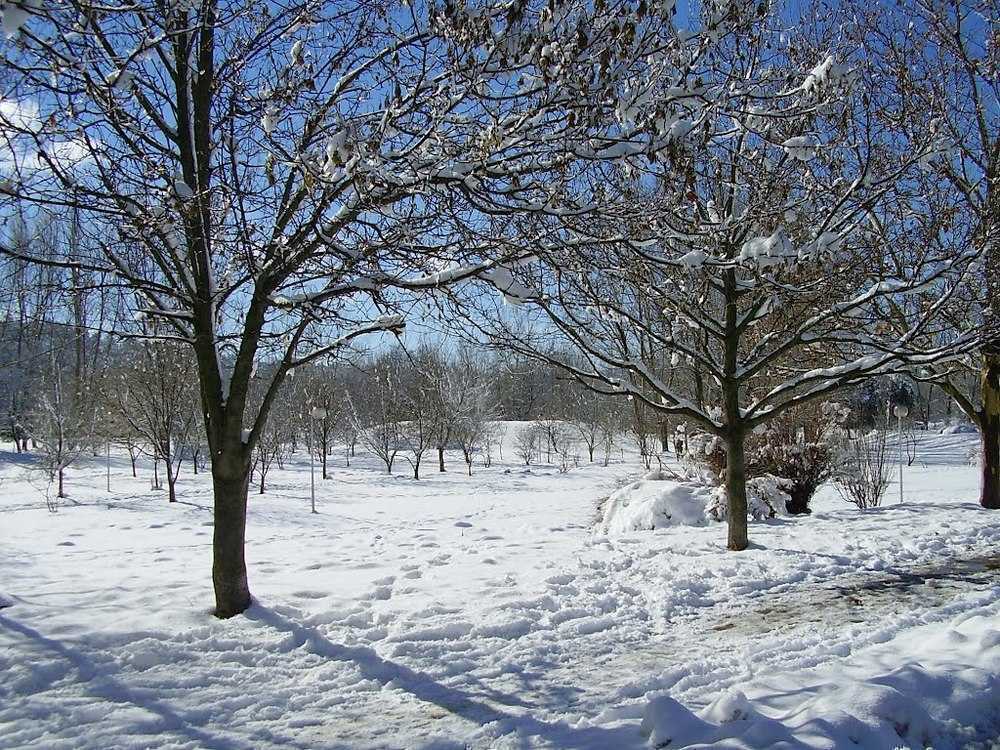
640;607;1000;749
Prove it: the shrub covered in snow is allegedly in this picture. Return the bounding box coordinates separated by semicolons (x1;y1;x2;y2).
598;470;788;535
693;402;846;514
705;474;792;522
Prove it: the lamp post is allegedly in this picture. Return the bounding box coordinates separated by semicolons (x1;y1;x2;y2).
309;407;327;513
893;404;909;504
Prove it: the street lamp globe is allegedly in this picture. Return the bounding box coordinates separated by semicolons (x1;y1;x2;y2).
893;404;909;419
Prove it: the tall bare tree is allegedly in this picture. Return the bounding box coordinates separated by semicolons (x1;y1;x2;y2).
459;3;985;549
855;0;998;507
1;0;680;615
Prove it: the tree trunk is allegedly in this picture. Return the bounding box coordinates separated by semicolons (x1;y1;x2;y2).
212;469;252;619
785;484;811;515
321;446;328;480
166;459;178;503
724;429;749;550
58;467;65;498
721;266;748;551
982;351;1000;509
413;457;421;480
438;445;446;472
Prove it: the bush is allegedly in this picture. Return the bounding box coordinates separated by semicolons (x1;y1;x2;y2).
835;426;891;509
705;474;792;522
695;402;845;515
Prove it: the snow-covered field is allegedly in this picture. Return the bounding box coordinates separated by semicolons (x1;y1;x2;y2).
2;430;999;749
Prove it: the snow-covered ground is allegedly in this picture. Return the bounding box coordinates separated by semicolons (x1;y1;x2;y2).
2;429;998;749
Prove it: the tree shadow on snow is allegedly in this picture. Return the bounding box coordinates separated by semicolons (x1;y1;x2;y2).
0;613;304;750
246;604;641;749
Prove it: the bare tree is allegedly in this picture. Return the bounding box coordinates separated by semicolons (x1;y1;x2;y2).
26;355;96;505
462;5;984;550
1;0;675;615
252;422;284;495
399;353;434;480
352;355;404;475
449;357;499;475
514;423;540;466
481;420;507;468
108;341;199;504
854;0;999;508
300;366;342;480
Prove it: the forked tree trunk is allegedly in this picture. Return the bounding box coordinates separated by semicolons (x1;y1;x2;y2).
983;351;1000;509
163;443;178;503
166;460;178;503
212;468;252;619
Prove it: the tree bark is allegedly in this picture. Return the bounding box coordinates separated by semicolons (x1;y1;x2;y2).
166;460;178;504
721;267;748;551
724;428;749;550
212;469;252;618
438;445;446;472
982;351;1000;509
163;443;178;503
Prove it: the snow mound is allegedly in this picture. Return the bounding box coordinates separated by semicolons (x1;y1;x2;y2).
940;423;978;435
640;609;1000;748
600;472;789;535
599;475;714;535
